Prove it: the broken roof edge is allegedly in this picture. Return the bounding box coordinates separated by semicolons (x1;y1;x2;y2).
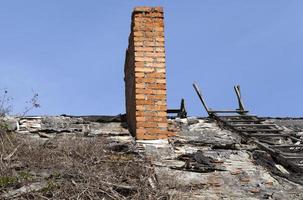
5;114;126;123
7;115;303;122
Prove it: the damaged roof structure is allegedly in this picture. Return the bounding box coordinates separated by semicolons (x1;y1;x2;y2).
2;114;302;199
1;6;303;200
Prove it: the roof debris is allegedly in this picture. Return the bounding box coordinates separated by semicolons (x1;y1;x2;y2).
1;115;302;199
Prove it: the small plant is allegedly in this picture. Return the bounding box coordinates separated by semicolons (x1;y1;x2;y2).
18;171;33;181
0;89;40;133
41;181;57;193
0;89;40;118
0;176;17;188
0;90;12;117
22;90;40;117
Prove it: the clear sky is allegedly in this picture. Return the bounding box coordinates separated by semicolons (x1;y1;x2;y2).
0;1;302;117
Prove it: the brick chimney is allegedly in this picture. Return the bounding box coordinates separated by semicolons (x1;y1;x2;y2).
124;7;172;140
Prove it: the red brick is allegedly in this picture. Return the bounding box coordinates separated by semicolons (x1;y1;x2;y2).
155;101;167;106
144;41;165;47
155;57;165;62
145;52;165;57
155;68;166;73
134;37;155;42
135;77;157;83
156;79;166;84
134;62;145;67
134;57;154;62
133;32;144;37
136;100;154;105
145;73;166;78
136;111;157;117
144;117;167;122
145;32;164;37
146;83;166;89
157;112;167;117
153;90;166;95
136;89;154;94
135;73;145;78
134;42;144;47
136;105;145;110
134;47;154;52
145;105;167;111
158;123;168;128
136;117;145;122
134;68;154;73
145;63;166;68
135;94;145;99
137;122;158;128
146;94;166;100
155;48;165;53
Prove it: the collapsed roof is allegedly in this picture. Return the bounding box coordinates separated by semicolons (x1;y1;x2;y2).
1;115;301;199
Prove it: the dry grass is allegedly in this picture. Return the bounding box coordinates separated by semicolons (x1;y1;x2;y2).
0;131;172;199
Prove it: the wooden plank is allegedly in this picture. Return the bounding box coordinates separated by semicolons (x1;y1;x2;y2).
249;133;290;137
234;85;246;111
218;115;257;118
230;124;276;127
167;109;180;113
192;83;210;114
209;110;249;114
222;119;263;123
234;128;283;132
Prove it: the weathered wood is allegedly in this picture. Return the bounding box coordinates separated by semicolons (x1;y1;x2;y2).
235;128;283;132
218;115;258;118
209;110;249;114
230;124;276;127
221;119;263;123
234;85;245;111
167;109;180;113
193;83;210;113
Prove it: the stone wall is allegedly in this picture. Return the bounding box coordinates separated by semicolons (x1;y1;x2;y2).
124;7;172;140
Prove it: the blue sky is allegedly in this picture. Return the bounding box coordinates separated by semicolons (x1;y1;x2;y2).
0;1;302;117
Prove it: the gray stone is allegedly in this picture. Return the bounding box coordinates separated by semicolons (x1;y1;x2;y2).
7;115;303;199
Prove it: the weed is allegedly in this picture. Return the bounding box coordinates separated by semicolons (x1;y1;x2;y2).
0;176;17;188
